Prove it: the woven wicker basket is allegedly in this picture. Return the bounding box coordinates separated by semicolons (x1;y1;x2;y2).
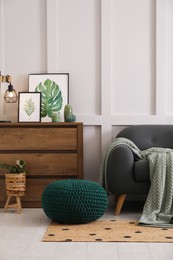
5;173;26;196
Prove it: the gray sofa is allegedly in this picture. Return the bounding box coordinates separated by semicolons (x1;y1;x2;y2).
106;125;173;215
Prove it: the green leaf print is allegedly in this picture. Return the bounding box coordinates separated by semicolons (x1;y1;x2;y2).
23;98;35;117
35;79;63;118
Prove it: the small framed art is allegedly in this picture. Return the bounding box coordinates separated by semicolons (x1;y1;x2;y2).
18;92;41;122
29;73;69;122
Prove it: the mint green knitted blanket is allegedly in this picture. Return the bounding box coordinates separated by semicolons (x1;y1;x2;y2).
100;137;173;227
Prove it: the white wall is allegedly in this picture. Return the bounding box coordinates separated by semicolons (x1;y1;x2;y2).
111;0;155;116
0;0;173;182
0;0;47;120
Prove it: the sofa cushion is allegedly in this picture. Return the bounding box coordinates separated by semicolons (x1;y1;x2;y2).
134;160;150;182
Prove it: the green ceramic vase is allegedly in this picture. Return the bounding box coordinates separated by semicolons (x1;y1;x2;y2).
64;104;73;122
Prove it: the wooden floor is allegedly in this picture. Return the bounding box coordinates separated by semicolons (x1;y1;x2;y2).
0;196;173;259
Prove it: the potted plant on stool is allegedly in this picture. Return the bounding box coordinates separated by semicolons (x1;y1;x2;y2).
0;160;27;213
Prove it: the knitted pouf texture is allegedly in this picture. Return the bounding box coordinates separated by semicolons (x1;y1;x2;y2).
42;179;108;224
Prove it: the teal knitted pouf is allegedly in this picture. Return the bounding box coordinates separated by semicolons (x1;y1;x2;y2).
42;179;108;224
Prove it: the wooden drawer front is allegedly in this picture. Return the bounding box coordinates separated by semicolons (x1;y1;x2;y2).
22;178;61;202
0;179;6;201
0;153;78;176
0;127;77;151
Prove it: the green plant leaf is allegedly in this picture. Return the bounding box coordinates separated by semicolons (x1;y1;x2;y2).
23;98;35;117
35;79;63;118
0;164;18;173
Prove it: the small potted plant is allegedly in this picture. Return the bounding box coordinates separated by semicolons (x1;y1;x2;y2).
0;160;27;196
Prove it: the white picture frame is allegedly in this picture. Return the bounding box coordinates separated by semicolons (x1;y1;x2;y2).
18;92;41;122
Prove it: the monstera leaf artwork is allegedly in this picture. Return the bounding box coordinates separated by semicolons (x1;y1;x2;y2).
35;79;63;118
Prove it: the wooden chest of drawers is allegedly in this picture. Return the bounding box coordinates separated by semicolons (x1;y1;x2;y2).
0;122;83;207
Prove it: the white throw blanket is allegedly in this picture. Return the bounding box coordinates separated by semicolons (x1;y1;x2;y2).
100;137;173;227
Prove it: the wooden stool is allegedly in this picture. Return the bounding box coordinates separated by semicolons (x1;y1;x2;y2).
4;194;22;213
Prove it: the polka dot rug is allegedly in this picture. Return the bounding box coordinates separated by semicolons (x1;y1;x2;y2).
42;219;173;242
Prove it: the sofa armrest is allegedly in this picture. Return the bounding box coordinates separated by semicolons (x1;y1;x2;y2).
106;145;135;194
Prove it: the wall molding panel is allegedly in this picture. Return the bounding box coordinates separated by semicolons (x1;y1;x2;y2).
156;0;166;116
0;0;4;117
45;0;172;181
51;4;169;108
46;0;171;121
47;0;58;73
100;0;112;151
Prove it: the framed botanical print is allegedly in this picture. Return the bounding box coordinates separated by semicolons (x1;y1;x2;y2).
29;73;69;122
18;92;41;122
